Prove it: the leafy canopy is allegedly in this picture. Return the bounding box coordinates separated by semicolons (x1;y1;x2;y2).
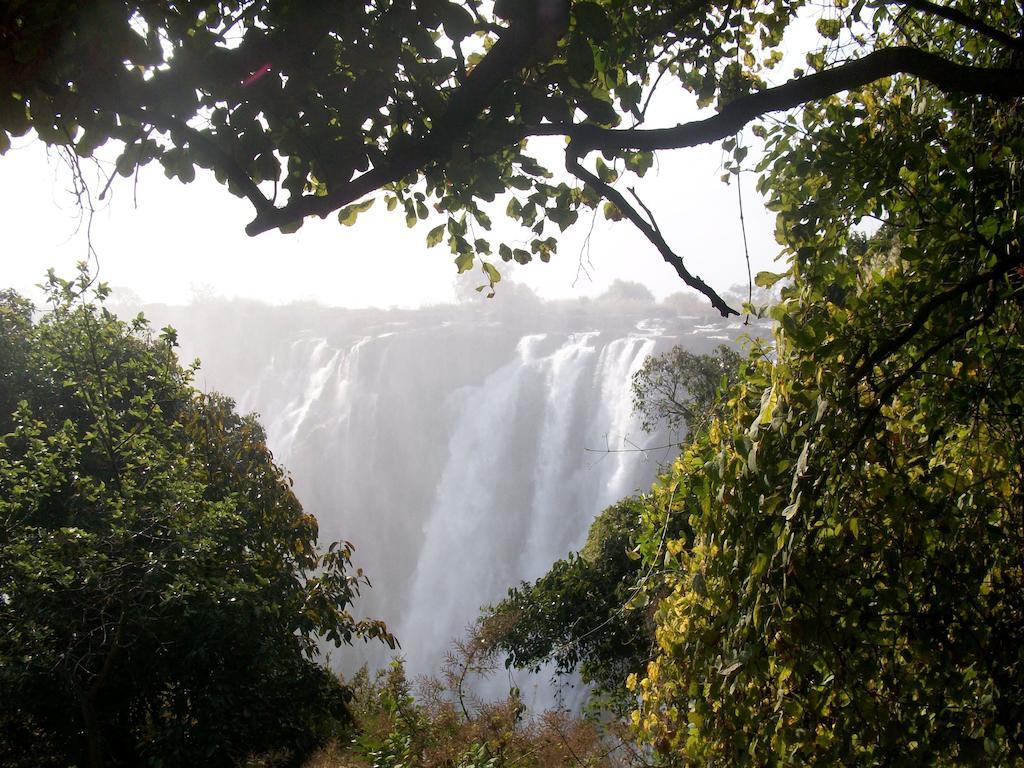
0;269;393;767
482;497;656;705
625;28;1024;766
2;1;1021;310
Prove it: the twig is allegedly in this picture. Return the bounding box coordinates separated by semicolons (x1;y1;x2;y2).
566;150;738;316
893;0;1024;53
734;133;753;323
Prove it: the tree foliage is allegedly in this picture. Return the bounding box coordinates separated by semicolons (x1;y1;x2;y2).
626;38;1024;766
2;1;1020;310
481;498;656;705
631;345;744;438
3;1;1023;763
324;657;615;768
0;270;393;767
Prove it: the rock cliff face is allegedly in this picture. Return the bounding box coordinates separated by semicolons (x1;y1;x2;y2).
132;288;753;703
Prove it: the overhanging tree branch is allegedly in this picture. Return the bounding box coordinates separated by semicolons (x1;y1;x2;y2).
133;107;274;214
245;8;562;236
245;47;1023;239
550;47;1024;154
54;83;275;216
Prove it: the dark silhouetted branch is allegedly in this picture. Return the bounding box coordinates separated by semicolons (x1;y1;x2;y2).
543;47;1024;154
133;107;274;214
246;9;562;235
565;150;738;317
893;0;1024;53
247;47;1024;237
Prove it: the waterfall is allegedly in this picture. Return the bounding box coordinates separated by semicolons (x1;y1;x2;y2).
130;290;749;703
521;331;600;579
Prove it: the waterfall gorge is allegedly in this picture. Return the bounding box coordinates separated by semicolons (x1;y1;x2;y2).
130;286;751;703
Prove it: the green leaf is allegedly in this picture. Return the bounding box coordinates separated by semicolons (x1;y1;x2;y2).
337;198;375;226
567;35;595;83
754;271;786;288
573;2;613;42
603;201;623;221
720;661;742;677
596;157;617;183
624;151;654;177
440;3;475;40
481;261;501;286
454;252;474;273
578;95;619;125
426;223;446;247
816;18;841;39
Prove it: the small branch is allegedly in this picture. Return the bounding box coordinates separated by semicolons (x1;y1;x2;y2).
850;250;1024;383
627;187;661;235
129;106;273;214
566;150;737;316
734;142;753;321
892;0;1024;53
584;440;681;454
637;53;678;123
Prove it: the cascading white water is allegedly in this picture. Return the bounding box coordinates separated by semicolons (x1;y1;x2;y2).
593;336;659;507
399;334;551;675
521;331;600;580
131;287;751;703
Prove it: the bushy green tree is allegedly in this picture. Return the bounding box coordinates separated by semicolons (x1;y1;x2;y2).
632;345;744;439
481;498;655;705
2;1;1020;309
627;40;1024;766
0;270;393;768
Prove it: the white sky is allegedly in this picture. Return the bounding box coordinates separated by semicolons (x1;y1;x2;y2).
1;96;782;310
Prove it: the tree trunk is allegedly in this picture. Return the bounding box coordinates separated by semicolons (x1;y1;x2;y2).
80;692;105;768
